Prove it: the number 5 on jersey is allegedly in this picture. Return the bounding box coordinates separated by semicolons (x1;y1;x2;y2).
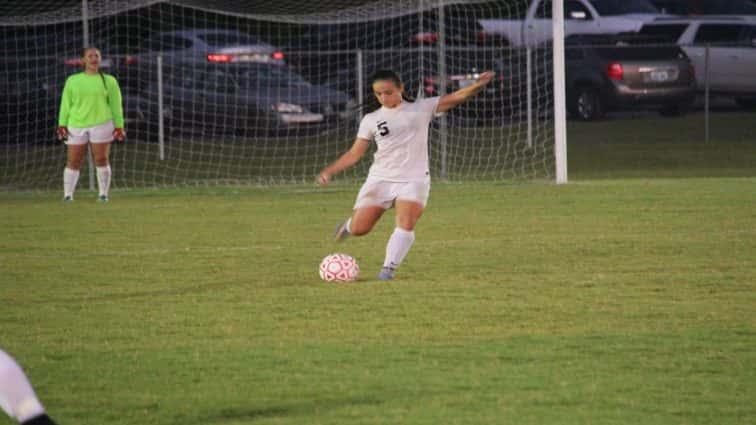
377;121;390;136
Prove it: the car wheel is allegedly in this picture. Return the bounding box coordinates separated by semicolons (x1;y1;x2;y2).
735;97;756;109
570;86;604;121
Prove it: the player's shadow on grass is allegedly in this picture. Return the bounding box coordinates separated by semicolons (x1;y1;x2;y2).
187;396;384;423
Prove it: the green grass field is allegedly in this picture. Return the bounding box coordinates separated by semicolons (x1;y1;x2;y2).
1;115;756;424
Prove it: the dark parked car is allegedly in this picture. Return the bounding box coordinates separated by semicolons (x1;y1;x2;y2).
425;34;697;121
151;58;355;137
639;18;756;109
287;2;508;52
141;29;284;64
563;34;697;119
0;58;59;144
282;1;509;100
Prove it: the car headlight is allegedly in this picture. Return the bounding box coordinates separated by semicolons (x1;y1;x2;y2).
272;102;304;113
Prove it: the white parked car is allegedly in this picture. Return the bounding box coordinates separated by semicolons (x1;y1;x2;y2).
639;17;756;108
478;0;667;47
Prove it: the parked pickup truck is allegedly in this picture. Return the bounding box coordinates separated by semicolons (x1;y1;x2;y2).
479;0;667;47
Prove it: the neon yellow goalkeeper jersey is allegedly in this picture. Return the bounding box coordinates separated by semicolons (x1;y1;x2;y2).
58;72;124;128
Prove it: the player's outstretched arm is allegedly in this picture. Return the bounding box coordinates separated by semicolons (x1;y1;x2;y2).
318;138;370;185
437;71;495;113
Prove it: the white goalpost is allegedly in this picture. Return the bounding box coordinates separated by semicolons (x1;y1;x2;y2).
552;0;568;184
0;0;566;189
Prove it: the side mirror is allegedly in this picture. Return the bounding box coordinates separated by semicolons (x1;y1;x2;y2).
570;11;587;20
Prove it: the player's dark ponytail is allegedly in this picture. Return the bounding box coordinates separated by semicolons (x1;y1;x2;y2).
363;69;414;113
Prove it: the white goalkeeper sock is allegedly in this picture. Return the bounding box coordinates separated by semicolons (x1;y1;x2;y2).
383;227;415;270
63;167;79;198
0;350;46;423
96;165;111;197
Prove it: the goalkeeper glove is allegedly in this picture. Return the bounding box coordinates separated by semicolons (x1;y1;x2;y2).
113;128;125;141
56;127;68;141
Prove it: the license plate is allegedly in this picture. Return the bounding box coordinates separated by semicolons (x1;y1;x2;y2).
280;113;324;124
648;70;670;82
235;54;271;63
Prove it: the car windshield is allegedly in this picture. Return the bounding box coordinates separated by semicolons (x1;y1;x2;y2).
198;33;260;47
233;65;312;89
590;0;659;15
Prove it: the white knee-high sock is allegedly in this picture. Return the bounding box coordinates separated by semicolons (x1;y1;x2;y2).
63;167;80;198
0;350;46;423
96;165;111;197
383;227;415;270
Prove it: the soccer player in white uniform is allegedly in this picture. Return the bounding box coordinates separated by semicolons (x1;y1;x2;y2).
318;69;494;280
0;349;58;424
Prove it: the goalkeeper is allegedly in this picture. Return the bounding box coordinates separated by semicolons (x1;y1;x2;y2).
318;69;494;280
57;47;125;203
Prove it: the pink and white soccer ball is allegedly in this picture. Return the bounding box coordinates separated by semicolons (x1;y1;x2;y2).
319;253;360;282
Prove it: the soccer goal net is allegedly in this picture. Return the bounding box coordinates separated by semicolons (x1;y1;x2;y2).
0;0;558;189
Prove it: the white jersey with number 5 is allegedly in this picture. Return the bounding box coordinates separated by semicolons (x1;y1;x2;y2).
357;97;440;182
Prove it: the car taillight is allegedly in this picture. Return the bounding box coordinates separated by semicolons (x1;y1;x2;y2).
123;55;138;65
476;31;487;42
412;32;439;44
64;58;83;66
207;54;233;62
607;62;623;81
271;51;285;60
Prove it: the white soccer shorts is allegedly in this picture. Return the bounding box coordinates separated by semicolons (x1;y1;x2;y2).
353;177;431;210
65;120;115;145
